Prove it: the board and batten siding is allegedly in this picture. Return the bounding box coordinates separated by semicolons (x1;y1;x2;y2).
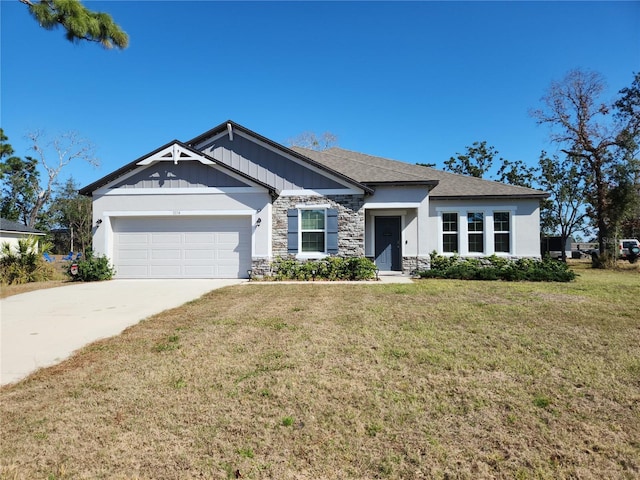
198;134;346;192
111;162;249;189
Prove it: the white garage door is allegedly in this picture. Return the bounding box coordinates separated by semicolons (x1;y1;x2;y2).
113;216;251;279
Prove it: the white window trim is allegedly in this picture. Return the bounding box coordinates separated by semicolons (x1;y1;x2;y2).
467;212;485;254
493;211;512;254
436;206;517;256
297;206;328;258
441;212;459;254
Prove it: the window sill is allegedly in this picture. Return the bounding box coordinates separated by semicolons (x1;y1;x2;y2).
296;252;329;260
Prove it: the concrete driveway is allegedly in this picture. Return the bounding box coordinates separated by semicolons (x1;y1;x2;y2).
0;279;244;386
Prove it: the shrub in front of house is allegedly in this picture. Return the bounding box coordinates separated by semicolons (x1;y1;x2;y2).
417;252;576;282
67;253;116;282
0;237;56;285
270;256;377;281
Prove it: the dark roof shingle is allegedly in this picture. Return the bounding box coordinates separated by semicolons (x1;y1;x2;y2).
294;147;548;199
0;218;45;234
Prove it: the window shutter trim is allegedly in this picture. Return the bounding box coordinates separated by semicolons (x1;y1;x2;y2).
327;208;338;254
287;209;298;254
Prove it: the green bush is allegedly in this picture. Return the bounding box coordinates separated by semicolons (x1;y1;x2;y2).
270;256;377;281
67;253;115;282
0;237;56;285
417;253;576;282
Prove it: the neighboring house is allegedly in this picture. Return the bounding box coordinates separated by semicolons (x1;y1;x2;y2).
0;217;46;251
79;120;548;279
541;235;576;260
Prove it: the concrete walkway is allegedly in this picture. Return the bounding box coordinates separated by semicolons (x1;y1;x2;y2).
377;272;415;283
0;279;243;386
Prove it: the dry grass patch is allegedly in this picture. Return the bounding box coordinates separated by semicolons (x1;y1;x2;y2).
1;269;639;479
0;279;71;299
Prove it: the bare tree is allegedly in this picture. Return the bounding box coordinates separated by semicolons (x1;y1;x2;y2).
25;130;98;227
538;151;588;262
531;69;639;256
288;131;338;151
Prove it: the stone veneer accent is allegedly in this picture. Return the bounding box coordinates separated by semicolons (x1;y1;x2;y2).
251;194;365;276
402;256;431;275
274;194;365;257
250;257;272;278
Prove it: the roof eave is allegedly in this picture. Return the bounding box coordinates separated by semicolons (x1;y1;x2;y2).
363;180;439;188
79;138;278;196
430;193;550;201
0;229;46;235
79;139;183;196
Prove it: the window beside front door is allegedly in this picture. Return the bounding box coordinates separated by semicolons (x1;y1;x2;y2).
301;209;326;252
467;212;484;253
442;212;459;253
287;207;339;256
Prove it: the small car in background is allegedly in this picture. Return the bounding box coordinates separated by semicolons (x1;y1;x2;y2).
588;238;640;263
620;239;640;263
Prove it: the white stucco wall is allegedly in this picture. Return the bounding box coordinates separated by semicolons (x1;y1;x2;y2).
363;188;542;261
0;232;45;252
363;185;429;258
90;188;272;261
428;198;542;257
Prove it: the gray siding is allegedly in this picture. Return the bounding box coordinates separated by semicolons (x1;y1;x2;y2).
111;162;249;189
199;135;345;191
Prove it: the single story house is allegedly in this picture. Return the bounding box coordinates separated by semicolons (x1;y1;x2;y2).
0;217;46;251
79;120;548;279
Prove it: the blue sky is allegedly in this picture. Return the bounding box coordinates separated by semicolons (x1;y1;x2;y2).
1;1;638;189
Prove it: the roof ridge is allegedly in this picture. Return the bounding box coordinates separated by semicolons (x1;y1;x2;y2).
308;147;431;182
427;165;545;192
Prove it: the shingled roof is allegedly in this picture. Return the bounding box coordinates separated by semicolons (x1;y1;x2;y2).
293;147;548;200
0;217;45;234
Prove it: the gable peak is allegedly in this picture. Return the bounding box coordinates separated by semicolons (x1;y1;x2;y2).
137;142;215;166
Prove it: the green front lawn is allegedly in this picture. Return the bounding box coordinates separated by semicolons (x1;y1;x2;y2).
1;266;639;479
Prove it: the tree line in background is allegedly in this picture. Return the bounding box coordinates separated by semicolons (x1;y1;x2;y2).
421;70;640;264
2;70;638;264
0;129;96;255
291;71;640;265
1;0;123;255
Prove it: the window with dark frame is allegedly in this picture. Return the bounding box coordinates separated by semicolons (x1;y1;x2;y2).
467;212;484;253
442;212;458;253
494;211;510;253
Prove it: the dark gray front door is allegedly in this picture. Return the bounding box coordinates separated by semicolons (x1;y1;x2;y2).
375;216;401;271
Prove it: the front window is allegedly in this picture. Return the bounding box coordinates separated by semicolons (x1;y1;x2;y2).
442;212;458;253
467;212;484;253
494;212;510;253
300;209;326;252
